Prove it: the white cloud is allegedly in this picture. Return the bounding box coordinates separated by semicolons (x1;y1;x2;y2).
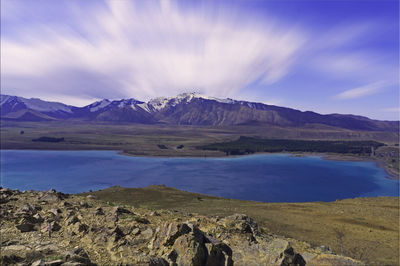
1;0;306;103
381;107;400;112
334;81;388;100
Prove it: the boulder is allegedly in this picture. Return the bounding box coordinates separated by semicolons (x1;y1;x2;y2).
110;226;125;242
141;228;154;240
173;233;208;266
112;206;132;216
33;213;44;223
150;222;233;266
40;190;67;202
147;256;169;266
276;246;306;266
150;222;192;249
223;214;258;235
45;259;63;266
79;201;90;208
94;207;104;215
204;236;233;266
48;208;62;216
16;221;36;232
32;259;45;266
66;215;80;226
63;247;96;265
0;187;13;196
15;203;36;216
50;221;62;232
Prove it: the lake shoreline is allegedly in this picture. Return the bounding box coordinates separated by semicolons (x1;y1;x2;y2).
1;147;398;180
119;149;399;180
2;149;397;201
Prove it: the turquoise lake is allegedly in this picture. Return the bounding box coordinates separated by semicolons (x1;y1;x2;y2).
1;150;398;202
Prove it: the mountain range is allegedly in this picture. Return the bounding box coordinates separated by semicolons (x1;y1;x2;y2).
1;93;398;132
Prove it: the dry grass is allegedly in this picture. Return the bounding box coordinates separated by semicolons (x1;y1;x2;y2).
83;185;400;265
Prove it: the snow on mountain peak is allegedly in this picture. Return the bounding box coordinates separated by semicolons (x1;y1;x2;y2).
147;92;236;111
89;99;111;112
0;95;73;113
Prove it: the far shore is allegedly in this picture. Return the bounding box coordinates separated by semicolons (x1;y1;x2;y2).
120;149;400;180
2;147;398;180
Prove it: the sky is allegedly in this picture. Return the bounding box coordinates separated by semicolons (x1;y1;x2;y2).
1;0;399;120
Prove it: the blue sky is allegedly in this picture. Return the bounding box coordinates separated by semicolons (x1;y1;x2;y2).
1;0;399;120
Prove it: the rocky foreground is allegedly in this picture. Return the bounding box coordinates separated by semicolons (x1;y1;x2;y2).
1;188;363;266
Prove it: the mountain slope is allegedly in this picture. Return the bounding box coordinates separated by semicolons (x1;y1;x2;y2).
0;94;73;119
0;93;398;132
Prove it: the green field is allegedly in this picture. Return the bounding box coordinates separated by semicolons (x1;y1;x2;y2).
198;136;385;155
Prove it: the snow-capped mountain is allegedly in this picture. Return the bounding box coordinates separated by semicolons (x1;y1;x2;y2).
145;93;236;112
0;93;398;132
0;95;74;120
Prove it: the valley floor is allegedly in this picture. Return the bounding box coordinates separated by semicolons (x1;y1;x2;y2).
1;121;399;179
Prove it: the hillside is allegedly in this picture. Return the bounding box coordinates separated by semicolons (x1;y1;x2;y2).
1;187;366;265
84;185;399;266
1;93;398;132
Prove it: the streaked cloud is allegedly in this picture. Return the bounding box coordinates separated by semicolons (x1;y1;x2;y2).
1;0;398;120
381;107;400;113
1;0;306;102
334;81;388;100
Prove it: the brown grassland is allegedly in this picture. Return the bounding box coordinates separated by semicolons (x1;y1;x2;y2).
84;185;399;266
2;120;399;264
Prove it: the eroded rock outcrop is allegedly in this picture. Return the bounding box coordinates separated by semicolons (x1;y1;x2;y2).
0;188;364;266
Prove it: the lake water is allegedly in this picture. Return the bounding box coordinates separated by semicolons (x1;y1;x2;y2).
1;150;398;202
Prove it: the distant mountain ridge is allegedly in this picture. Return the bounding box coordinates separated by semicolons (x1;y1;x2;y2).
1;93;398;132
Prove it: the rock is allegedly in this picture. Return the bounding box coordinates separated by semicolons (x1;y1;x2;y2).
62;201;72;207
35;243;59;253
50;221;62;232
0;187;13;196
79;201;90;208
45;259;63;266
204;236;233;266
66;215;80;226
70;222;89;236
86;195;96;199
276;245;306;266
63;247;95;265
151;222;233;266
173;233;208;266
16;221;36;232
111;226;125;242
147;256;169;266
94;207;104;215
141;228;153;240
131;227;141;235
40;190;67;202
0;189;365;266
150;222;192;249
48;208;62;216
32;259;45;266
113;206;132;216
223;213;258;235
16;203;36;216
78;223;89;233
307;253;363;266
319;245;332;253
33;213;44;223
20;214;41;225
1;245;33;263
